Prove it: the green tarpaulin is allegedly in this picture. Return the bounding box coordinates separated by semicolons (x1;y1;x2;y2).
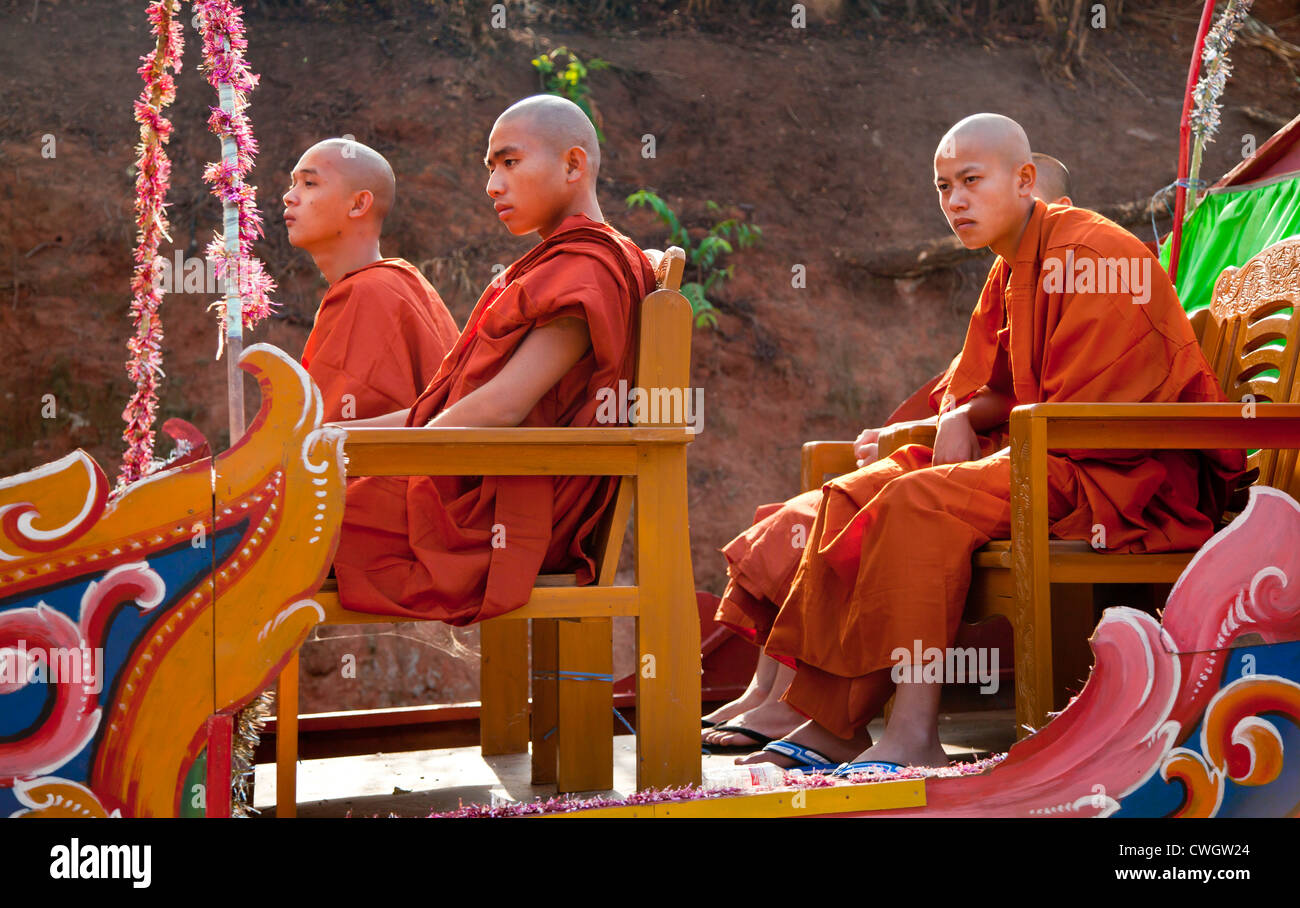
1159;173;1300;312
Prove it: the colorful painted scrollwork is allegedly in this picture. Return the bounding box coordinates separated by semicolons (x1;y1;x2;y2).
0;345;345;817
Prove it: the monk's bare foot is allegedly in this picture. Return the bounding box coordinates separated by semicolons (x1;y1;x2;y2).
701;685;769;730
702;653;792;740
734;719;873;769
848;735;949;770
702;699;805;748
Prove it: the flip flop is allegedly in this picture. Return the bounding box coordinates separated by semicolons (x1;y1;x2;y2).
831;760;905;779
702;724;775;752
701;719;717;729
758;740;840;773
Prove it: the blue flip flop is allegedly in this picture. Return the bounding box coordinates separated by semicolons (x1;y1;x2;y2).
831;760;904;779
759;740;841;773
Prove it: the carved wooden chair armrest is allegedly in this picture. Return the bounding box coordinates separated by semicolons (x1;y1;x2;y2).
800;423;938;493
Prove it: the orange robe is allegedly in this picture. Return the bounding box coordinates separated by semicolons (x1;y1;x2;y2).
301;258;459;422
718;200;1245;737
332;215;655;622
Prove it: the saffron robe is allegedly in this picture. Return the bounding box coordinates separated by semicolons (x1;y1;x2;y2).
718;200;1245;737
333;215;655;622
301;258;459;422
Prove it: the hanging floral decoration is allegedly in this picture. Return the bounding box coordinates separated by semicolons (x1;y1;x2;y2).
121;0;276;486
1189;0;1255;142
120;0;185;487
194;0;277;354
1186;0;1255;214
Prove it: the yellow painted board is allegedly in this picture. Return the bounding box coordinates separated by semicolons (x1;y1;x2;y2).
546;779;926;818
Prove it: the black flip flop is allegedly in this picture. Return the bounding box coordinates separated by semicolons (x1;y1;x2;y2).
702;718;718;729
702;724;775;752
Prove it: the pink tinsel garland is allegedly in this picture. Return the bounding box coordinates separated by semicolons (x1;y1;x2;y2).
422;754;1008;818
194;0;276;344
120;0;277;486
119;0;184;486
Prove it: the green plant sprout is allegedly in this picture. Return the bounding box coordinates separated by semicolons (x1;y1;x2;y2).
626;191;762;329
531;46;609;141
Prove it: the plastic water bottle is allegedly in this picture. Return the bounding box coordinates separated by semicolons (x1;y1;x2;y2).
488;788;518;808
701;763;787;791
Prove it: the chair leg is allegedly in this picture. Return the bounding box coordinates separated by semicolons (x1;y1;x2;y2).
634;447;701;790
555;617;613;793
479;620;530;755
1013;582;1098;738
1050;583;1096;711
1014;581;1054;740
530;618;558;785
1011;409;1053;740
275;652;299;818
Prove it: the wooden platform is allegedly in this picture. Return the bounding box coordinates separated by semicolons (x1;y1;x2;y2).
251;708;1015;818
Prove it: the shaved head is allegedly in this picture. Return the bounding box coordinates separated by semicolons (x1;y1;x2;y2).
304;137;396;222
933;113;1037;258
936;113;1032;174
1031;153;1072;205
483;94;606;238
493;94;601;179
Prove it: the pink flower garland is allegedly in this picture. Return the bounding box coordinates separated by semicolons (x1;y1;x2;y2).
120;0;276;486
194;0;276;344
120;0;184;486
422;754;1009;818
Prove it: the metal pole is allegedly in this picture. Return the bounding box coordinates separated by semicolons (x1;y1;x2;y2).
1168;0;1216;284
219;38;245;442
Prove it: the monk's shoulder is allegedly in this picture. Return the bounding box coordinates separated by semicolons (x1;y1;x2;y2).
518;245;637;302
337;259;444;314
1040;205;1153;263
1038;206;1193;345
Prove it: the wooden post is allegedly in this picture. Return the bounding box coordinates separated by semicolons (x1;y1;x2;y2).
1050;584;1096;711
275;653;298;818
1011;408;1053;737
556;617;613;792
205;713;233;818
634;444;701;789
530;619;559;784
479;620;530;755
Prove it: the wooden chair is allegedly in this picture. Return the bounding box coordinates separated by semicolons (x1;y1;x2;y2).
800;236;1300;737
273;247;700;816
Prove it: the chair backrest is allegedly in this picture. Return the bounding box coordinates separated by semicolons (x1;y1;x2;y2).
645;246;687;293
1201;235;1300;493
587;246;691;584
1189;306;1211;356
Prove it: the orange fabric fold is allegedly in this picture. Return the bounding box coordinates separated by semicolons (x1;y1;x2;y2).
332;215;655;622
718;200;1247;738
301;258;459;421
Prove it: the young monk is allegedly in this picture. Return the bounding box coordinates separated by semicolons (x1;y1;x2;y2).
284;138;459;422
714;114;1242;771
703;148;1076;749
330;95;655;621
857;153;1073;430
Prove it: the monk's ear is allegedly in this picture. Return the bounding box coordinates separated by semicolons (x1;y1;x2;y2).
563;145;590;184
1056;195;1073;207
1016;160;1036;198
348;189;375;219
